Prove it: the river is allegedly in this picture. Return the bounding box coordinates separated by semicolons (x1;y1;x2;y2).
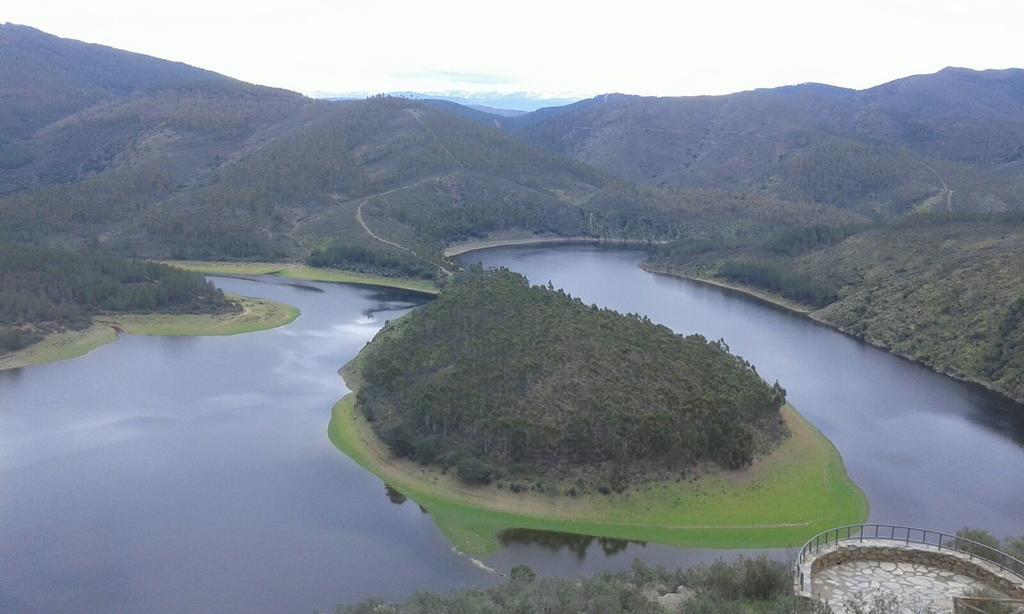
1;247;1021;612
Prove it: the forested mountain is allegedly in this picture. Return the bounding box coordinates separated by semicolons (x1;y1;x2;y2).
501;68;1024;217
3;24;1021;402
647;217;1024;403
0;243;229;353
0;23;272;142
353;269;788;489
0;24;860;273
0;26;595;265
0;25;605;263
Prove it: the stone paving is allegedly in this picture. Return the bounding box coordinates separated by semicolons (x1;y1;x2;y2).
814;560;1008;613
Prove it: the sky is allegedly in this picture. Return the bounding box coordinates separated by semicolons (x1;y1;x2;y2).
3;0;1023;100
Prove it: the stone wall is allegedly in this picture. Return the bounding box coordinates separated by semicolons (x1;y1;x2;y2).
809;544;1024;599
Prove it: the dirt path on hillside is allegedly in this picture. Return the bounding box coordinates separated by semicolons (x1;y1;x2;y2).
343;175;458;276
915;160;954;212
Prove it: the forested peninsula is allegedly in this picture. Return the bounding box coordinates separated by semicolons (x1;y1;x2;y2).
0;243;298;369
357;268;787;484
334;269;866;552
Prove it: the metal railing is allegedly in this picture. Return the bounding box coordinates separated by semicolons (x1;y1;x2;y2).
793;524;1024;595
954;596;1024;614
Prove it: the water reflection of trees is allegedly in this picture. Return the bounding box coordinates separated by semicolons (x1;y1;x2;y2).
382;485;430;514
384;485;406;505
497;528;645;560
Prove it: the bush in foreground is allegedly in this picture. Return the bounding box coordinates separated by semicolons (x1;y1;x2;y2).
333;557;830;614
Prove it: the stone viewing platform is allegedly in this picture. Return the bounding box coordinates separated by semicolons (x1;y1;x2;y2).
793;525;1024;613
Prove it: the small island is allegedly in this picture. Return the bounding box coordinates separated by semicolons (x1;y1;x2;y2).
332;269;867;554
0;244;298;370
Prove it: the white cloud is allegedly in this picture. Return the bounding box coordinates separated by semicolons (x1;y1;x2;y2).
4;0;1022;97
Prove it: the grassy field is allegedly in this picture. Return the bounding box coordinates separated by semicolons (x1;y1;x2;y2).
0;324;119;370
0;296;298;370
328;394;868;556
163;260;440;295
107;295;299;336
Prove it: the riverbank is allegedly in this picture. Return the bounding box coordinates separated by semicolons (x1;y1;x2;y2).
0;295;298;371
643;263;1024;406
329;368;868;556
163;261;439;295
443;235;663;258
641;263;815;315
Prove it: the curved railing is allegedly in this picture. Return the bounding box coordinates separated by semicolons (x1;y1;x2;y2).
793;524;1024;595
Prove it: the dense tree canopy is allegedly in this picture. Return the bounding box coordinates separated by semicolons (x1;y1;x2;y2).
0;243;230;352
355;269;787;488
307;244;437;279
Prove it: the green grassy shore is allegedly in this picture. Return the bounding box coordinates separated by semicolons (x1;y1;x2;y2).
164;261;440;295
329;381;868;556
0;295;298;370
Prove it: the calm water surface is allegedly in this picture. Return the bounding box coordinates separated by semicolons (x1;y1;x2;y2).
467;247;1024;532
2;247;1022;612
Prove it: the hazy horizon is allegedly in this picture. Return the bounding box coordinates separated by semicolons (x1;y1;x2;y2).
4;1;1023;101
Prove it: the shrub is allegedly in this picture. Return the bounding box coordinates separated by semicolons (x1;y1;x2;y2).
384;425;415;458
413;436;440;465
509;565;536;583
455;457;493;485
681;556;790;601
957;527;1001;551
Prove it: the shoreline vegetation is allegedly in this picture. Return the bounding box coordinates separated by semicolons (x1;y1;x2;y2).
336;556;826;613
330;386;867;555
442;235;665;258
641;263;815;315
644;222;1024;406
331;270;868;552
0;295;298;371
643;262;1024;406
163;261;440;295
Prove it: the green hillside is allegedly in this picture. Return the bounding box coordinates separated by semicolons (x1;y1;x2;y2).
648;218;1024;403
2;24;1020;404
0;24;864;276
0;243;229;352
504;69;1024;218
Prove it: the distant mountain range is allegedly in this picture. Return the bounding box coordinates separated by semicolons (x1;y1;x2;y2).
0;24;610;261
322;70;1024;219
0;23;852;262
2;22;1023;260
311;90;583;114
484;69;1024;217
3;23;1023;402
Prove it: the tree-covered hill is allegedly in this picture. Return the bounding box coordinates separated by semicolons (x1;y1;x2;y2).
647;217;1024;403
354;269;788;488
0;23;276;142
0;243;230;353
0;24;862;273
502;68;1024;217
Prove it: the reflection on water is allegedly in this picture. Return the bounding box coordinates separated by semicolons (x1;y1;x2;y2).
218;273;326;293
385;484;407;505
957;384;1024;446
5;247;1024;614
498;529;644;559
465;246;1024;537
